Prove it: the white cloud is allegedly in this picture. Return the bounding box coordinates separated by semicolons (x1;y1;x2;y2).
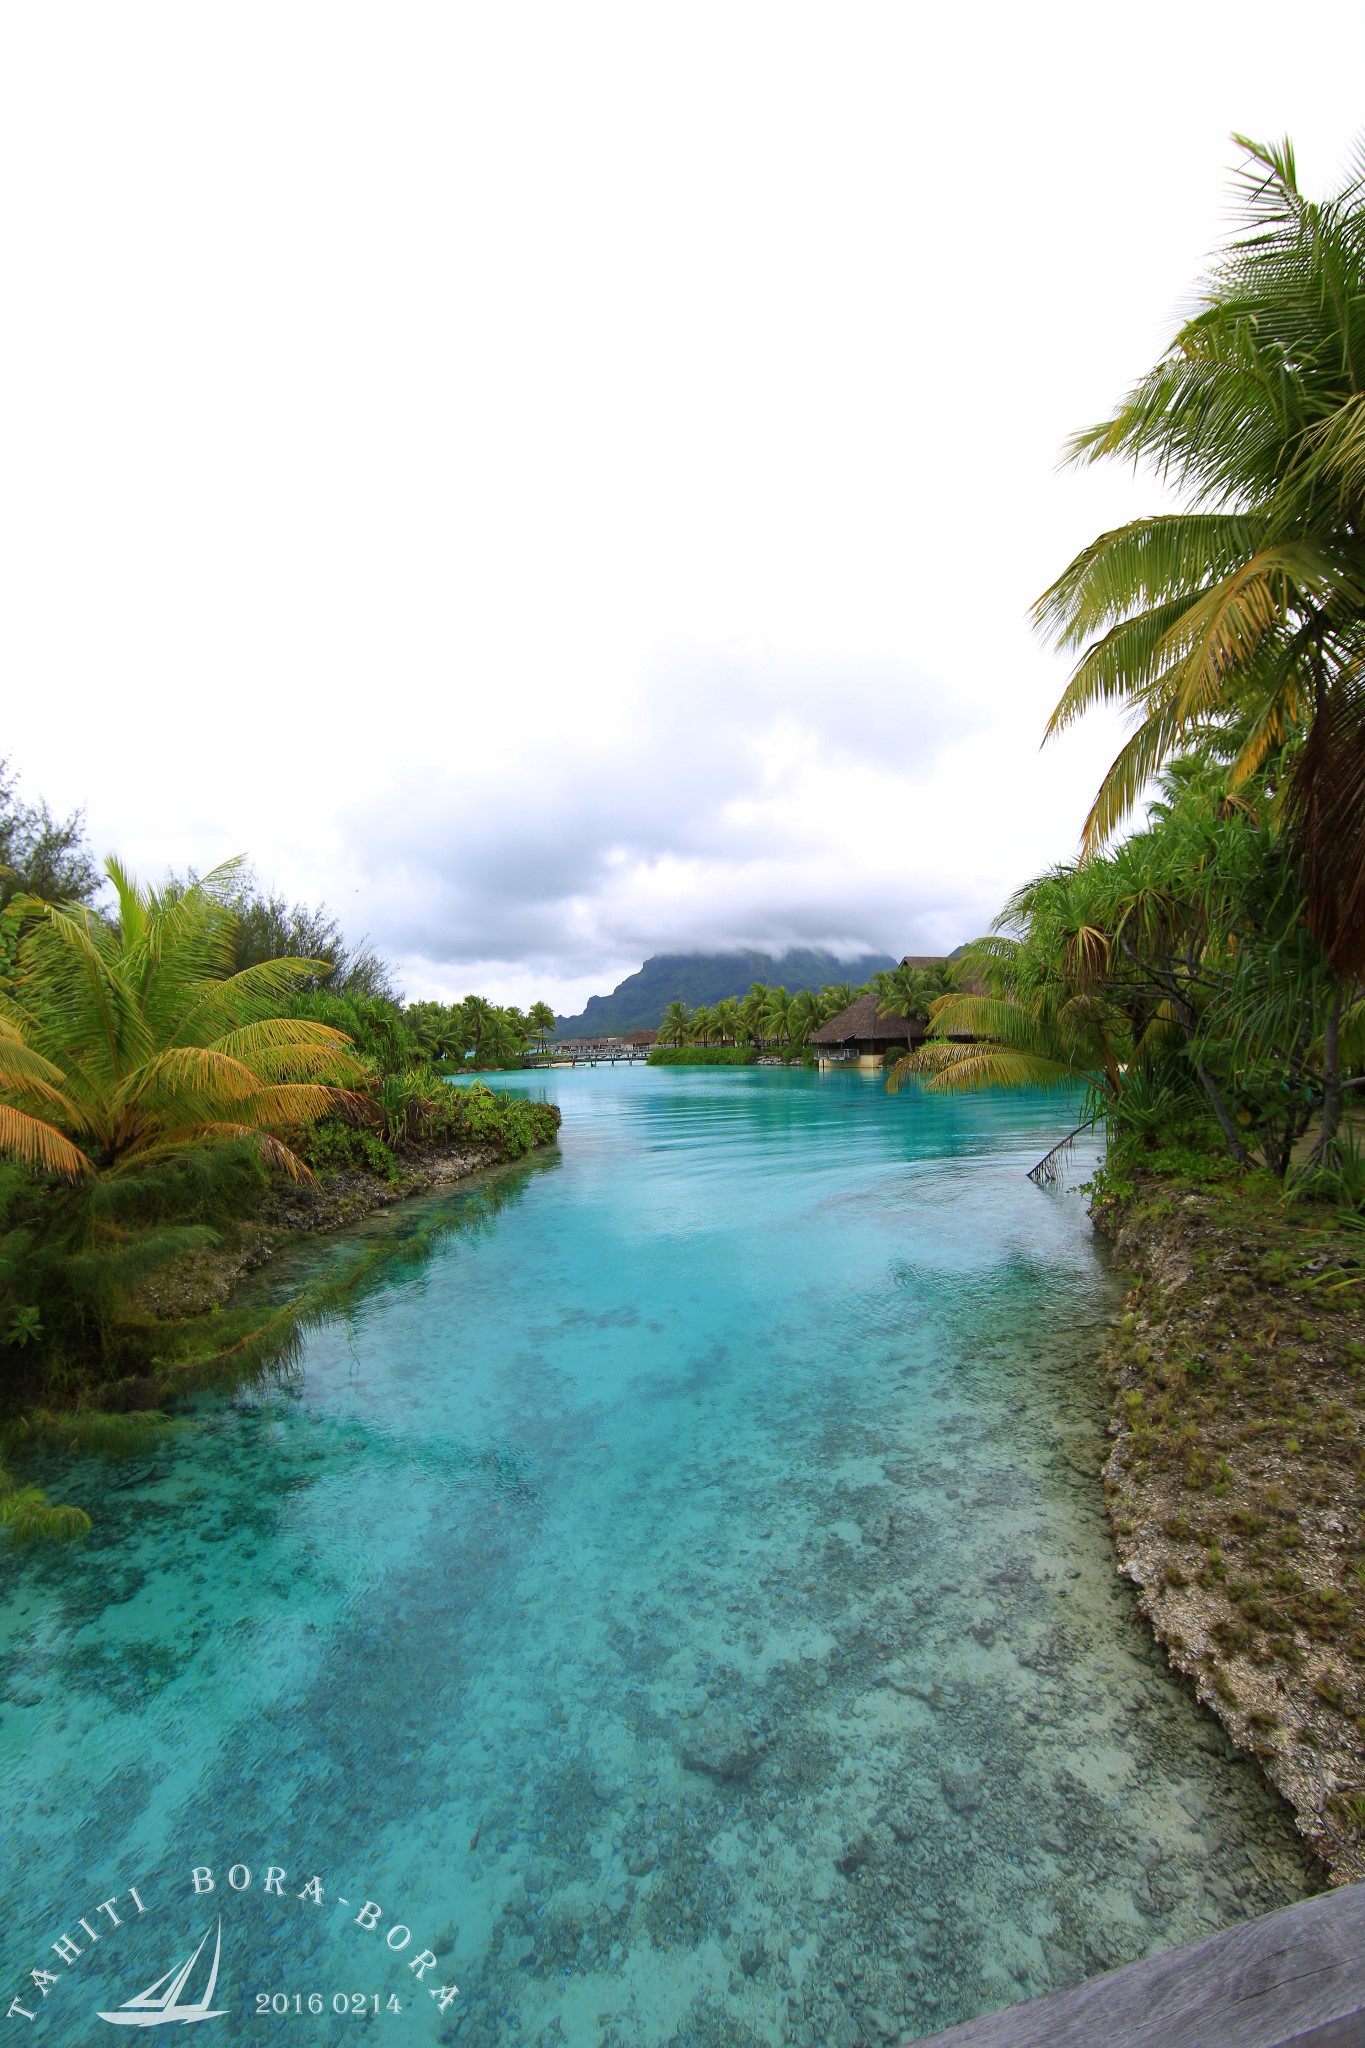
2;3;1362;1005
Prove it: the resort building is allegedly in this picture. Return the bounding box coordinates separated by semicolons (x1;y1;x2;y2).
809;954;967;1069
809;993;924;1068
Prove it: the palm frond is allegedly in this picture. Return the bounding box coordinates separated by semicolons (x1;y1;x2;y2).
1080;709;1190;850
906;1043;1083;1094
169;957;336;1044
1034;514;1262;650
0;1104;92;1179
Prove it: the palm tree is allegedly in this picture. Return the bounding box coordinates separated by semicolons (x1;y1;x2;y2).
740;986;769;1047
762;986;793;1045
463;993;495;1060
711;997;741;1045
889;770;1327;1176
659;1000;691;1047
788;989;820;1044
1036;134;1365;975
0;860;360;1182
407;1001;470;1063
527;1001;556;1052
483;1009;530;1066
689;1005;715;1047
818;983;854;1022
874;960;960;1020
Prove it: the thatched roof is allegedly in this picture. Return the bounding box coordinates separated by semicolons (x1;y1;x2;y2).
809;993;923;1046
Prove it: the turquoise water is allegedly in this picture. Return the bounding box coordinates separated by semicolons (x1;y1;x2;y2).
0;1069;1311;2047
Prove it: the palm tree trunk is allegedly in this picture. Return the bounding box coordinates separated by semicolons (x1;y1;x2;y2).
1196;1061;1256;1169
1309;983;1346;1166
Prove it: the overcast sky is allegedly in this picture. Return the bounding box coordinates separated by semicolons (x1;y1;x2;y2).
3;7;1364;1010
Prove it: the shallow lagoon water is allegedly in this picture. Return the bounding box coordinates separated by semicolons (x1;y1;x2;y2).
0;1068;1312;2046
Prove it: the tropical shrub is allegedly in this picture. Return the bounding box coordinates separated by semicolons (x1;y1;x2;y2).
438;1082;560;1156
0;758;100;919
300;1120;399;1180
286;989;419;1078
647;1046;755;1066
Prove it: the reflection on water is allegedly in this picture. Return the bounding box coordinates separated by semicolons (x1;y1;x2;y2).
0;1069;1312;2046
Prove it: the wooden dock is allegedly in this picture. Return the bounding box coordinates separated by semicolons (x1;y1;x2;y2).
909;1881;1365;2047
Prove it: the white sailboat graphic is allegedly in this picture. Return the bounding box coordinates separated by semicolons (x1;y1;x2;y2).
98;1918;227;2027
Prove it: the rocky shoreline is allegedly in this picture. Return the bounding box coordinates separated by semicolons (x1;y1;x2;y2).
1093;1177;1365;1883
134;1137;507;1326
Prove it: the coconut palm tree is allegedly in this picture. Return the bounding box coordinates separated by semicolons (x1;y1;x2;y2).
711;998;741;1045
1036;134;1365;976
891;763;1337;1178
462;993;496;1059
689;1005;715;1047
0;860;361;1182
659;1000;691;1047
483;1009;530;1066
762;986;793;1045
818;983;854;1022
874;960;960;1020
740;986;769;1047
788;989;820;1044
407;1001;471;1064
527;1001;557;1051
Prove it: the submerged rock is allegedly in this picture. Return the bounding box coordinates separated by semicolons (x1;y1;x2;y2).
679;1718;764;1781
834;1829;877;1874
939;1764;984;1814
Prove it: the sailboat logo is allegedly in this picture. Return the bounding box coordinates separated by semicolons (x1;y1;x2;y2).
98;1918;227;2027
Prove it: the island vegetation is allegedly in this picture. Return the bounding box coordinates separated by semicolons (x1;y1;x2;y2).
893;135;1365;1878
0;777;560;1540
649;961;962;1065
551;947;898;1039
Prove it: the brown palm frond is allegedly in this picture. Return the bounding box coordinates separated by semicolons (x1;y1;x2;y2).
0;1104;92;1180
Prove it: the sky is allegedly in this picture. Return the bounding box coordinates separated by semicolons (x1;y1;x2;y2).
3;6;1364;1012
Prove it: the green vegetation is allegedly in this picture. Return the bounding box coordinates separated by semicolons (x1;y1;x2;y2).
553;948;897;1038
0;796;559;1540
897;137;1365;1202
652;969;956;1062
647;1045;757;1066
0;757;100;922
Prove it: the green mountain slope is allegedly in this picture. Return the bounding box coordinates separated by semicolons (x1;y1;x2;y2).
554;948;897;1037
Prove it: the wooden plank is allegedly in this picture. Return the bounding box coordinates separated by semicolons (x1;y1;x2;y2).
906;1884;1365;2048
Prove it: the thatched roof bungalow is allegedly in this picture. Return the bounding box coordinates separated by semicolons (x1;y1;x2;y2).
809;954;977;1066
809;993;925;1061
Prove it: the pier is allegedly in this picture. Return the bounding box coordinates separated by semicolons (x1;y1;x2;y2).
522;1037;652;1068
914;1881;1365;2047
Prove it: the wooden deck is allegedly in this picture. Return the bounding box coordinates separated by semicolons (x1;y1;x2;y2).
909;1881;1365;2047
